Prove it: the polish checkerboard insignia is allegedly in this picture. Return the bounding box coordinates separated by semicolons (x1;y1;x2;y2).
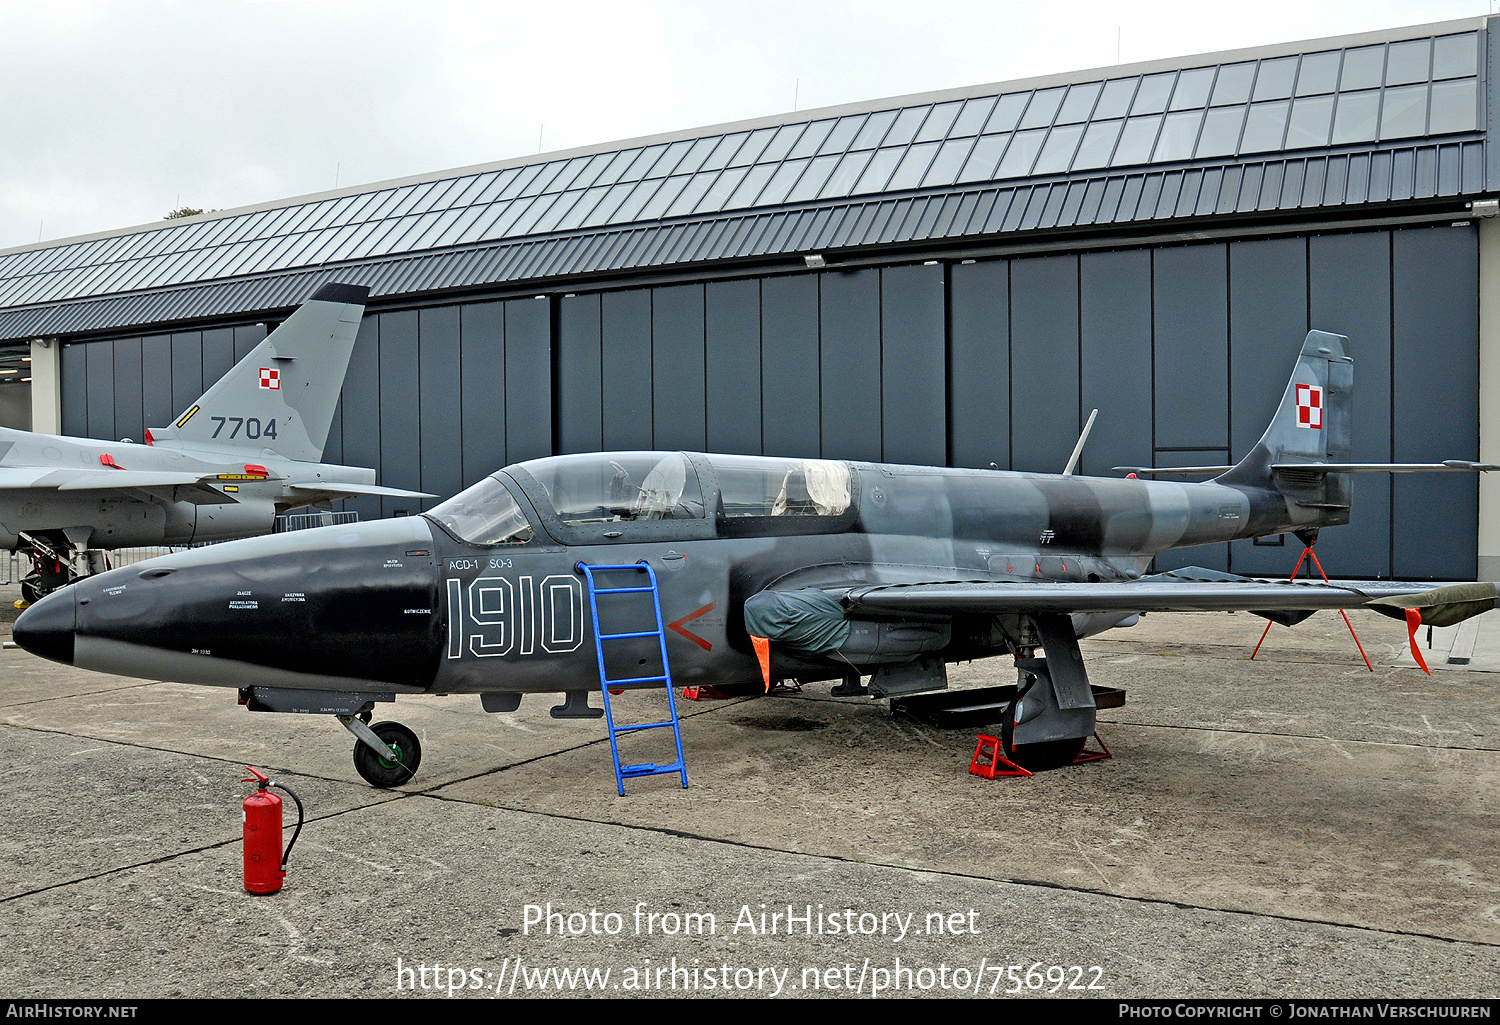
258;368;280;390
1295;384;1322;429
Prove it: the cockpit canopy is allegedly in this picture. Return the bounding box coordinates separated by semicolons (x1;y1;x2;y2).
427;452;859;545
709;453;852;519
520;452;708;526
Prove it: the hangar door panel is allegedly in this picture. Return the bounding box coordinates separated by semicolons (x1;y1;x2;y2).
1010;254;1080;475
1308;231;1393;579
61;324;267;446
704;278;761;455
1079;249;1151;481
1392;225;1479;581
950;259;1010;471
1227;237;1309;576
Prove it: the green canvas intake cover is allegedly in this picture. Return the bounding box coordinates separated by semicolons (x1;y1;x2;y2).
743;588;852;655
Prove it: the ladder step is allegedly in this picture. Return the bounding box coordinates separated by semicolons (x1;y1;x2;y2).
593;585;655;594
602;674;668;686
614;720;676;733
599;629;664;640
621;762;684;776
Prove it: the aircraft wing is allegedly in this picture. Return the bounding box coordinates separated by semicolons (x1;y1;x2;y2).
287;482;438;499
836;576;1436;616
824;573;1498;677
0;467;232;504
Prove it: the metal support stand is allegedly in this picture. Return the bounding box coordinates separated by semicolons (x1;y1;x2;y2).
1250;544;1372;671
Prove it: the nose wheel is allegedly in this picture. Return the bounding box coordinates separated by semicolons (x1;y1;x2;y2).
341;716;422;788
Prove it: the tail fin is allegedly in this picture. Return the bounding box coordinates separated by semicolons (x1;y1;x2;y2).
148;282;369;461
1218;330;1353;520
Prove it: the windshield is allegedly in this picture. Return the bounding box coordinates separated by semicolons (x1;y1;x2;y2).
425;476;534;545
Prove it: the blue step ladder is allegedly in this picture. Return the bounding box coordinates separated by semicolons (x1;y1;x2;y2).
577;561;689;796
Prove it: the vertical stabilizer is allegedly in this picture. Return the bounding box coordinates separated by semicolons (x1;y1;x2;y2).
1218;329;1354;518
148;283;369;461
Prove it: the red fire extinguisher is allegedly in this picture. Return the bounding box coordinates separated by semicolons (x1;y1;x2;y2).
241;767;305;895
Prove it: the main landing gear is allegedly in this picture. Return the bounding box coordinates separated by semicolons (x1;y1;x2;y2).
239;687;423;789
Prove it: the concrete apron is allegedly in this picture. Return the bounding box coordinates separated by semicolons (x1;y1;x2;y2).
1;607;1496;998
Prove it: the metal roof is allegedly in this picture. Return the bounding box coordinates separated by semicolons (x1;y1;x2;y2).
0;15;1491;342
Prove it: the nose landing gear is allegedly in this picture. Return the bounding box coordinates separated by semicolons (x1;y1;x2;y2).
239;686;422;788
343;718;422;788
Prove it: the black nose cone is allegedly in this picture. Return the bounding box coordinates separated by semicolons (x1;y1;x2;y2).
13;588;76;665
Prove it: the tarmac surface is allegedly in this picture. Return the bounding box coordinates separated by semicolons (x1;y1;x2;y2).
1;584;1497;1000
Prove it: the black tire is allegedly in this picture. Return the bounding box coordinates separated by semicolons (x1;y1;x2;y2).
19;577;40;605
999;671;1086;771
353;722;421;788
1006;737;1088;772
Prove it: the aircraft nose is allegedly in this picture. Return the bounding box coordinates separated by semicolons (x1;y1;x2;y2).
13;587;76;666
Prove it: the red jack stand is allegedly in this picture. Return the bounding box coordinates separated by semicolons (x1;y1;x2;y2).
1249;544;1373;671
1072;731;1112;765
968;734;1033;779
683;685;732;700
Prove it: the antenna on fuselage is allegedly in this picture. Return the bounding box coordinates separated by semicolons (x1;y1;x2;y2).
1061;409;1099;478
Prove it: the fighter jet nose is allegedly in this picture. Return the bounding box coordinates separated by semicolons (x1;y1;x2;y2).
13;588;76;666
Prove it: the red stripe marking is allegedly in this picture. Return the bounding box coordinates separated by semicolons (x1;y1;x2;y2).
667;602;715;651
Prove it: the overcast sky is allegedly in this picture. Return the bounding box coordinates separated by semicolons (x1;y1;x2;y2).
0;0;1492;253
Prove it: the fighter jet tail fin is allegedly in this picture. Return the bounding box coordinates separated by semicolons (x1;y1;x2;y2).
148;282;370;462
1215;330;1354;520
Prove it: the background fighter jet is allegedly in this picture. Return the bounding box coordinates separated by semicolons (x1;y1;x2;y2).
0;282;430;601
14;327;1497;787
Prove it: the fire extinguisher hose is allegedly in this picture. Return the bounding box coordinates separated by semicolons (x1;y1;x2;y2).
271;781;305;870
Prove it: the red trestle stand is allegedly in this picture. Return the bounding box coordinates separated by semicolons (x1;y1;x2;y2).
1072;732;1113;765
1249;544;1373;672
969;734;1033;779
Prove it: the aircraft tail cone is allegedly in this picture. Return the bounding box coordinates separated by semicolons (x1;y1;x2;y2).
13;587;76;666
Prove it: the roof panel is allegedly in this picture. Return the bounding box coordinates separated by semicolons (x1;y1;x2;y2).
1320;156;1348;205
946;191;982;235
1368;151;1394;202
1;18;1490;340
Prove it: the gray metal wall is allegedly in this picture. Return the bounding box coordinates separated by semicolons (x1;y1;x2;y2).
947;224;1479;579
555;264;947;465
63;323;267;446
58;224;1480;580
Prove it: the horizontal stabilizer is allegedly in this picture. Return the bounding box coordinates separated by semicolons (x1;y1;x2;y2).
1119;460;1500;477
1270;461;1500;473
288;482;437;499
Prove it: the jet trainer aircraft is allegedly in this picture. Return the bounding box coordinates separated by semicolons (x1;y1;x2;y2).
14;327;1497;786
0;283;430;601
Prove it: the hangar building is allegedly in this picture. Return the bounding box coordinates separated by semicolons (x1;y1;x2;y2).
0;16;1494;581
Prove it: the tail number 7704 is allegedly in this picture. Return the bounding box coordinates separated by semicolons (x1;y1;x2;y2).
211;416;278;440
